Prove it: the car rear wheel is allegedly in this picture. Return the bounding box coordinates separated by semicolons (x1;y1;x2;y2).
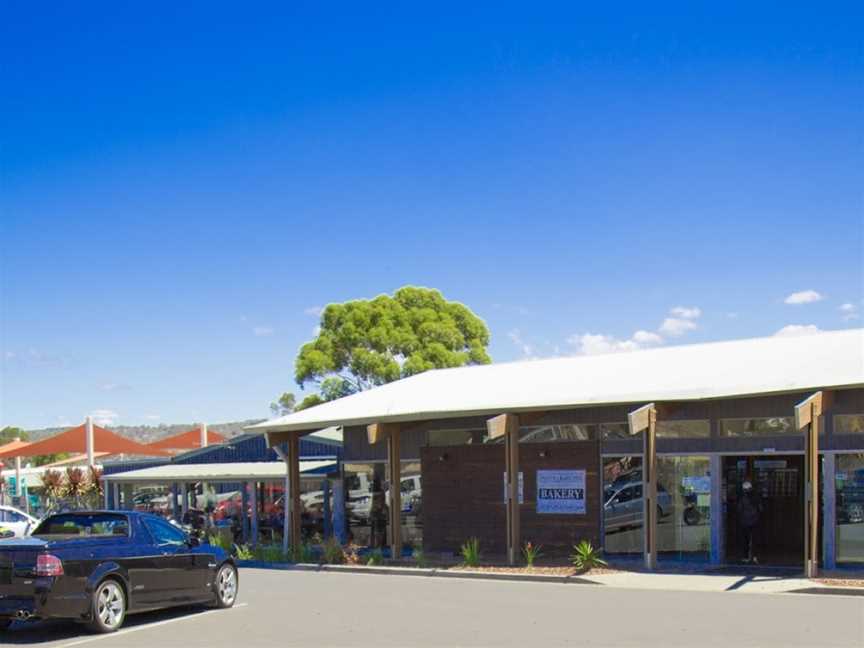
89;579;126;633
214;563;238;608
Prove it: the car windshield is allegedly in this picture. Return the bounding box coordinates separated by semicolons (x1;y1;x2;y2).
33;513;130;537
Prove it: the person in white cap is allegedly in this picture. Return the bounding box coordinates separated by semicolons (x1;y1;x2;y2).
737;480;762;564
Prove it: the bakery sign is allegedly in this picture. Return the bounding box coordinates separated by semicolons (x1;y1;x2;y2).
537;470;586;514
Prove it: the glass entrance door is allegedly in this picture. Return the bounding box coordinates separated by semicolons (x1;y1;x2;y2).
723;455;804;565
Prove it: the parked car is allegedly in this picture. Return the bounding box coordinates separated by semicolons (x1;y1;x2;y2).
0;510;237;633
603;482;672;532
0;505;38;538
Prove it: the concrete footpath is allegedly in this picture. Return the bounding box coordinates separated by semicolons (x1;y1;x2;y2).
238;560;862;596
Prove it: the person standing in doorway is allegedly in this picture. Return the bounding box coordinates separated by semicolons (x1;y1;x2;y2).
737;480;762;564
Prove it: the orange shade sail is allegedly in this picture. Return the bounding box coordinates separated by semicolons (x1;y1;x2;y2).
0;423;171;459
0;439;32;457
146;427;226;452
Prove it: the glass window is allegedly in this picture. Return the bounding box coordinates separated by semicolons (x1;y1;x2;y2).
519;424;592;443
656;456;711;562
835;415;864;435
720;417;795;437
836;453;864;564
34;513;130;537
600;423;638;440
399;462;422;550
144;517;188;546
7;511;27;523
343;462;384;549
657;420;711;438
603;456;643;555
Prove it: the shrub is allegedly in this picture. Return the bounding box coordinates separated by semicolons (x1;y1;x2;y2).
322;536;344;565
253;544;285;563
342;543;361;565
367;548;384;566
460;537;481;567
571;540;607;571
412;547;428;568
235;544;254;560
522;541;542;568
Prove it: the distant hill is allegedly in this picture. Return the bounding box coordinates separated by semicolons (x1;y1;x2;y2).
24;420;266;443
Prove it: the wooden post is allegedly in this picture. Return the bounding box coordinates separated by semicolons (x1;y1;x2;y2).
796;391;832;578
366;422;402;554
487;413;520;565
387;430;402;556
628;403;657;570
287;435;302;555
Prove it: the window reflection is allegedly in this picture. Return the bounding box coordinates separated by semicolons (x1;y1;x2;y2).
836;453;864;564
720;417;794;437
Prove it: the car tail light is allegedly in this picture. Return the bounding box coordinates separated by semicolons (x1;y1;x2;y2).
36;554;64;577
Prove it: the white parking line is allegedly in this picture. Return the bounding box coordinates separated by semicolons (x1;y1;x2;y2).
57;603;249;648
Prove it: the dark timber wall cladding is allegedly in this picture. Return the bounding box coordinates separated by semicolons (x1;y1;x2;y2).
421;441;601;554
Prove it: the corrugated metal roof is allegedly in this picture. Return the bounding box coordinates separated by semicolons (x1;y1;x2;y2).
102;460;336;483
249;328;864;433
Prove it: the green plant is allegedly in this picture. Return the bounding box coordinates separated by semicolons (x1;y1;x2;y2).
460;537;481;567
412;547;428;568
367;548;384;566
322;536;344;565
207;533;233;553
253;544;285;563
522;541;542;567
235;544;254;560
570;540;607;571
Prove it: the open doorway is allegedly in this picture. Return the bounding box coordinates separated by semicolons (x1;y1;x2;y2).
724;455;804;566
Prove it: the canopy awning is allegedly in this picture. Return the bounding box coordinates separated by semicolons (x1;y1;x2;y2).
0;439;32;460
102;460;337;484
250;328;864;435
0;423;171;459
146;427;227;452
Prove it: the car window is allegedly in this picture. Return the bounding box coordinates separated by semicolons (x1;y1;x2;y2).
614;488;632;504
8;511;27;523
34;513;130;537
144;518;188;547
0;510;7;522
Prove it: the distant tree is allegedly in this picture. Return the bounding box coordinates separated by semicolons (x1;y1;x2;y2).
270;392;297;417
276;286;491;411
0;426;28;444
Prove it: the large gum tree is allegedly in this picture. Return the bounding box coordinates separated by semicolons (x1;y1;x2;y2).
273;286;491;413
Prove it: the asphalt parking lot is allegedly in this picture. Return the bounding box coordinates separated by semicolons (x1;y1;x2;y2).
3;568;864;647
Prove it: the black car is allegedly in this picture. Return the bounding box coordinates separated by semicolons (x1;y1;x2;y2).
0;510;237;633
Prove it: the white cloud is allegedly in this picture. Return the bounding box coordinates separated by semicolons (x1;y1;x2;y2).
253;326;275;337
508;329;535;357
839;303;859;321
91;409;119;426
632;330;663;345
774;324;822;337
784;290;824;305
670;306;701;319
568;333;640;355
659;317;698;337
100;382;131;392
304;306;324;317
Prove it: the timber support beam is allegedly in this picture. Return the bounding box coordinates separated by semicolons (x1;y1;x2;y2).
487;413;521;565
795;390;834;578
366;422;403;556
628;403;659;570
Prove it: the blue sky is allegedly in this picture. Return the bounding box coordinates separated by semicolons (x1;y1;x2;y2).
1;3;862;429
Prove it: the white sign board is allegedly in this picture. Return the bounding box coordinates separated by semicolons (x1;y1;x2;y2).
503;472;524;504
537;470;586;515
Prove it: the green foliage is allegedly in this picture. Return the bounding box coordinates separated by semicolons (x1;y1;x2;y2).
460;537;481;567
0;426;28;443
208;533;233;553
412;547;428;568
292;542;315;564
294;287;491;397
322;536;344;564
522;541;542;567
270;392;297;416
366;548;385;566
570;541;607;571
235;544;254;560
253;544;286;563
